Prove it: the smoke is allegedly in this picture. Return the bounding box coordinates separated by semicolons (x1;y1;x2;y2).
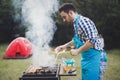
12;0;59;66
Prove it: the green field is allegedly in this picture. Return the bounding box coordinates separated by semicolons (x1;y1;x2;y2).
0;43;120;80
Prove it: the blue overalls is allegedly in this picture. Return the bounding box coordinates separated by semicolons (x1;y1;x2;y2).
72;15;107;80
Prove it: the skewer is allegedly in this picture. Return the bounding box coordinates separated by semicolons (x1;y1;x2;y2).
54;52;60;64
54;49;66;64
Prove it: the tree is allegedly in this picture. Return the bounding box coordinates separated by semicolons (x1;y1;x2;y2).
0;0;14;42
0;0;25;43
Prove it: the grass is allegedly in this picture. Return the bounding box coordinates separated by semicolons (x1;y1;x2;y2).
0;43;120;80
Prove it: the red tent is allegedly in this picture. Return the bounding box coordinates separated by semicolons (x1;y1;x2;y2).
3;37;33;59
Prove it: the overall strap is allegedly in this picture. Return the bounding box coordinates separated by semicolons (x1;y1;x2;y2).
73;15;84;48
74;15;80;37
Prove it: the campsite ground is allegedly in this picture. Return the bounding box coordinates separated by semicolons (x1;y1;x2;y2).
0;43;120;80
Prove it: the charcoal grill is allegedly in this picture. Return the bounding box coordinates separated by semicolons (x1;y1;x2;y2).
19;64;60;80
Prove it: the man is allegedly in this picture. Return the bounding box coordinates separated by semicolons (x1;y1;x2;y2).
55;3;107;80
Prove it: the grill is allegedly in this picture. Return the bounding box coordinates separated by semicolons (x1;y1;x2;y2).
19;64;60;80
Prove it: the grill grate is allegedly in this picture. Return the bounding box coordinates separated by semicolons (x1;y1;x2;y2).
19;64;60;80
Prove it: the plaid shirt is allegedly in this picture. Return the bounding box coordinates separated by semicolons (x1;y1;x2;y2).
73;14;103;50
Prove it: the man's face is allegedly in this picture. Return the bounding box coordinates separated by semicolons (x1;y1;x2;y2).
60;11;73;23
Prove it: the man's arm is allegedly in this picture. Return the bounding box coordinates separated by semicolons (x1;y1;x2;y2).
55;40;74;53
70;41;93;55
64;40;74;48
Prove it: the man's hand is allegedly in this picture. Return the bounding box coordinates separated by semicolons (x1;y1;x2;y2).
70;48;80;56
55;45;66;53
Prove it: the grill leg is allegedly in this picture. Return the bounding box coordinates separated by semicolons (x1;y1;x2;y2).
59;76;61;80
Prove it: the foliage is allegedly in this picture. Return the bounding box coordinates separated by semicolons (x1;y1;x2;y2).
0;0;14;42
0;0;25;43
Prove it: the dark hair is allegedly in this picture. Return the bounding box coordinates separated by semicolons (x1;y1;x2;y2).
59;3;76;13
